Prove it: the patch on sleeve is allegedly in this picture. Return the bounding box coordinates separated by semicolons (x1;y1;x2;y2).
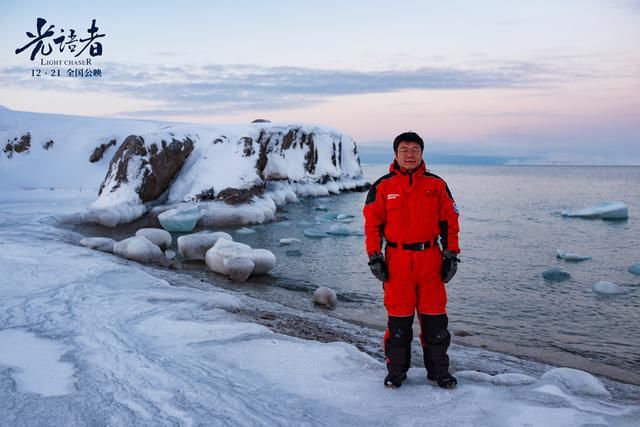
453;203;460;214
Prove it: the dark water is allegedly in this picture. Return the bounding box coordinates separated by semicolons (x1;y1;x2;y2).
226;165;640;384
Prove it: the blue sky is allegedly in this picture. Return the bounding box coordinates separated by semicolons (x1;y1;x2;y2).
1;0;639;164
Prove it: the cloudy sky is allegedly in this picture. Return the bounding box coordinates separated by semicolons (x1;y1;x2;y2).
1;0;639;163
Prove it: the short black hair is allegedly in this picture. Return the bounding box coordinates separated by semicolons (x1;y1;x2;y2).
393;132;424;152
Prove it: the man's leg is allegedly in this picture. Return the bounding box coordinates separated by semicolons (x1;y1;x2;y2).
419;313;457;388
383;314;414;387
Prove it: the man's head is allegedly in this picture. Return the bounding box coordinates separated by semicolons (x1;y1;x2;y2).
393;131;424;171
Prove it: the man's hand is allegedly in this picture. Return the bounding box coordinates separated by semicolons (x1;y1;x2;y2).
368;252;388;282
441;250;460;283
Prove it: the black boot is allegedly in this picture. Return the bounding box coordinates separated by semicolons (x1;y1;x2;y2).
383;315;414;388
420;313;456;389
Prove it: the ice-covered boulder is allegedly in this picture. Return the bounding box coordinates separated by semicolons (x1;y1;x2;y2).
279;238;301;245
205;239;275;281
224;257;255;282
556;249;591;262
158;205;203;232
79;237;116;253
113;236;165;263
177;231;232;261
542;268;571;282
541;367;610;397
592;281;629;296
628;263;640;275
561;201;628;220
312;287;337;309
135;228;172;249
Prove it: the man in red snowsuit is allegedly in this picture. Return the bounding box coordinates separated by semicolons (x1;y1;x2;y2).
363;131;460;389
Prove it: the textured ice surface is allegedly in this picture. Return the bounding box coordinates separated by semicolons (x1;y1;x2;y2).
177;231;232;261
592;281;629;296
135;228;172;249
561;201;628;220
158;205;203;232
541;368;611;397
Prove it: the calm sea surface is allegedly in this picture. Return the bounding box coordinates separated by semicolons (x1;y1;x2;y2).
226;165;640;383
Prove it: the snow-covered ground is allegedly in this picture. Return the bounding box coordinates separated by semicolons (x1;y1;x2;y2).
1;191;639;426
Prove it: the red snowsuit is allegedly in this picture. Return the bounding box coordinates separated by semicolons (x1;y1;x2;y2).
363;160;460;316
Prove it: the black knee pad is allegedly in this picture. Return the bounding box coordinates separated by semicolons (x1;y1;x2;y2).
388;315;414;343
425;328;451;346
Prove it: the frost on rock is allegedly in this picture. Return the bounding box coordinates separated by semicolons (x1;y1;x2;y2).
313;286;337;309
556;249;591;262
628;263;640;276
205;239;275;281
177;231;232;261
224;257;255;282
135;228;172;249
158;205;203;232
542;267;571;282
79;237;116;253
592;281;629;296
561;201;628;220
113;236;165;263
541;367;611;398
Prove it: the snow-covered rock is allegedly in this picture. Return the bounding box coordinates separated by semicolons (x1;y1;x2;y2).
224;257;255;282
279;238;301;245
79;237;116;253
205;239;275;281
541;367;610;397
313;287;337;309
561;201;628;220
177;231;232;261
592;281;629;296
628;263;640;275
113;236;165;263
556;249;591;262
158;205;204;232
542;268;571;282
135;228;172;249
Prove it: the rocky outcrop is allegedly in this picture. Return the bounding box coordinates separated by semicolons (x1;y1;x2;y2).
98;135;194;203
3;133;31;158
89;139;116;162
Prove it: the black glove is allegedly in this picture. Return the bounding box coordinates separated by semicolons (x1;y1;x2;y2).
368;252;388;282
441;250;461;283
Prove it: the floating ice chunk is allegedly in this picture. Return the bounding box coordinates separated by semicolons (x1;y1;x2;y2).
285;249;303;257
304;228;330;238
541;367;610;397
556;249;591;262
335;213;355;223
87;204;147;227
327;224;363;236
113;236;165;263
315;213;355;223
561;201;628;220
313;286;337;309
136;228;172;249
279;238;301;245
542;267;571;282
315;205;328;211
250;249;276;275
177;232;232;261
235;227;255;234
79;237;115;253
628;263;640;275
158;205;203;232
224;257;255;282
592;281;629;296
165;250;176;260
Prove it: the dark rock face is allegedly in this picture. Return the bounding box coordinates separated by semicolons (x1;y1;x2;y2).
99;135;194;202
215;185;265;205
3;133;31;158
89;139;117;162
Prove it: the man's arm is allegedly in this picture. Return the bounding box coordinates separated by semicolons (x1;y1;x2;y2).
363;180;387;256
438;181;460;253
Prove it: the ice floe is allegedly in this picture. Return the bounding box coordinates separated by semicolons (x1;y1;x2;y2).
628;263;640;276
561;201;628;220
542;267;571;282
556;249;591;262
592;281;630;296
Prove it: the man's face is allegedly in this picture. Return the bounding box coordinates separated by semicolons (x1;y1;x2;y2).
395;141;423;171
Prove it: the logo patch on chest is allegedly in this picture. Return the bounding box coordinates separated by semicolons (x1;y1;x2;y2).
387;193;400;201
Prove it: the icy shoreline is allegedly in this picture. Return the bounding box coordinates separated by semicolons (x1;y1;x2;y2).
1;191;639;425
